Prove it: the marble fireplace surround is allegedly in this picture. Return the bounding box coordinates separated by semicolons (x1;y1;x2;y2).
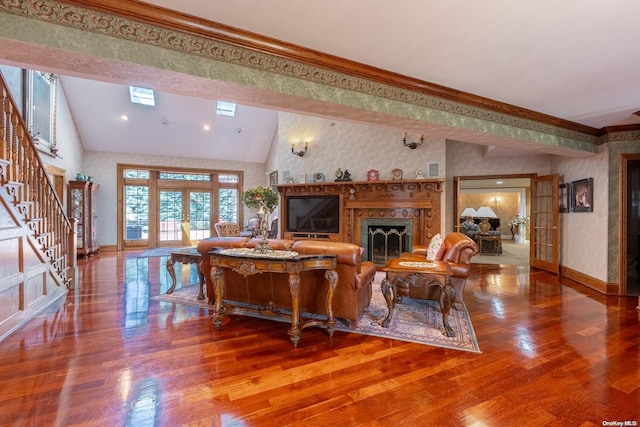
279;180;444;253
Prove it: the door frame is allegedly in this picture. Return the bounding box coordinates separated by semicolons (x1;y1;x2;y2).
619;153;640;296
453;173;535;255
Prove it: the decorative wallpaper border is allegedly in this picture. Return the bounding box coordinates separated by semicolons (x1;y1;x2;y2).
0;0;600;148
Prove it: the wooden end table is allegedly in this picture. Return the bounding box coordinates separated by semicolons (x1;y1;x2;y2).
208;249;338;347
475;234;501;255
166;248;205;300
380;259;456;337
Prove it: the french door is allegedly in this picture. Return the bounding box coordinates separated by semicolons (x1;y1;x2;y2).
119;165;242;250
531;174;560;273
158;190;211;246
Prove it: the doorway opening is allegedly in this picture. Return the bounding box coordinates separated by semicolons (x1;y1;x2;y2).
453;174;534;266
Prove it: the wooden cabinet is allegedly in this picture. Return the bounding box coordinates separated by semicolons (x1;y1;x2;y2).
69;180;100;257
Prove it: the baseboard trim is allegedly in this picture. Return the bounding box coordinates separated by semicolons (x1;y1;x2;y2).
560;265;619;295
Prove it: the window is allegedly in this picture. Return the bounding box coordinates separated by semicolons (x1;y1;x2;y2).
129;86;155;106
216;101;236;116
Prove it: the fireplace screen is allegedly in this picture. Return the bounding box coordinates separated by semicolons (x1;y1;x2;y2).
368;225;409;265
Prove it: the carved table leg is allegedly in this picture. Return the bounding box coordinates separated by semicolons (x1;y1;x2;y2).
166;257;177;294
212;267;225;329
324;269;338;337
196;260;205;300
288;273;302;347
380;277;397;328
439;282;457;337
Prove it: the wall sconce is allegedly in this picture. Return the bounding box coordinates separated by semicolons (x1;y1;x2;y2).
291;142;308;157
403;132;424;149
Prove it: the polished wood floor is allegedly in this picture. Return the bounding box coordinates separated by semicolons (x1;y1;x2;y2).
1;252;638;426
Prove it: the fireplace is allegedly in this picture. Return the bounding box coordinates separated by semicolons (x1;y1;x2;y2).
361;218;413;266
279;180;443;253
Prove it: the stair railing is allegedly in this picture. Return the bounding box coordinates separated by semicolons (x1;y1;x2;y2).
0;72;76;288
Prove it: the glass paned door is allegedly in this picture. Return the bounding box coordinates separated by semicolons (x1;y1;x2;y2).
124;185;149;245
158;190;212;246
531;174;560;274
159;190;183;245
190;191;211;242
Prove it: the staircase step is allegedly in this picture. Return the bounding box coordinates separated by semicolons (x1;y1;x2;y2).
0;159;9;182
14;201;34;219
3;181;23;198
26;218;43;232
35;232;51;246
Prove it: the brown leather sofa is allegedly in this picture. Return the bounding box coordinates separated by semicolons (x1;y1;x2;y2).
196;237;377;325
398;232;478;303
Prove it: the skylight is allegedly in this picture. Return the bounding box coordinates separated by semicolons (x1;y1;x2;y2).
129;86;155;106
216;101;236;116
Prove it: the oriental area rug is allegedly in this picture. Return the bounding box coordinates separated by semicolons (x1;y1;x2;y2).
152;275;480;353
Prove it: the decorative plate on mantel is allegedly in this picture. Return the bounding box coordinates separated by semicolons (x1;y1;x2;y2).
367;169;379;181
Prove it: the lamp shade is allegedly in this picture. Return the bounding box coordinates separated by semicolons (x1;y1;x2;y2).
475;206;497;218
460;207;477;218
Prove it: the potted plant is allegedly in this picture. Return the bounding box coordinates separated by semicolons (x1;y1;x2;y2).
242;186;279;252
509;214;529;242
242;185;279;212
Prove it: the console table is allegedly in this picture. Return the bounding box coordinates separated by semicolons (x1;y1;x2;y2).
208;250;338;347
380;259;456;337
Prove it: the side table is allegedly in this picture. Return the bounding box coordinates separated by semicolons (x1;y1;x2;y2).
380;259;456;337
166;248;205;300
475;234;502;255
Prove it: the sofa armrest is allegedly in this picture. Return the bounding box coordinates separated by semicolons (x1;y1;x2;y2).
412;245;428;256
197;237;250;254
355;260;376;290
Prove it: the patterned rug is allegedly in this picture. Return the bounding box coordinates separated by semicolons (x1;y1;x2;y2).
137;247;193;258
151;274;480;353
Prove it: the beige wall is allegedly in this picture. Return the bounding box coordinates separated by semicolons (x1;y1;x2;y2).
552;144;609;282
459;191;521;235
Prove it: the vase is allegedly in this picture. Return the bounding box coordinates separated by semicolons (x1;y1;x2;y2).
253;203;274;253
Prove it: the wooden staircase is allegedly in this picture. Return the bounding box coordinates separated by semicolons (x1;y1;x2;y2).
0;73;77;342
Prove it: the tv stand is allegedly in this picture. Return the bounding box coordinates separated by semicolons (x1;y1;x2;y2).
286;232;339;241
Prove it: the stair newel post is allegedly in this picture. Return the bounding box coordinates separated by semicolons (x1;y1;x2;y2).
68;218;78;289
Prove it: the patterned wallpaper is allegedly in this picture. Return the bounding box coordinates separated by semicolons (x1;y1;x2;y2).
270;112;446;184
552;146;609;281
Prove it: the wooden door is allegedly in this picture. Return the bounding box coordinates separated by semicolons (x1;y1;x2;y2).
531;174;560;273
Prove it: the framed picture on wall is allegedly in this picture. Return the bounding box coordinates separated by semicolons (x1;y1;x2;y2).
570;178;593;212
269;170;278;191
559;183;570;213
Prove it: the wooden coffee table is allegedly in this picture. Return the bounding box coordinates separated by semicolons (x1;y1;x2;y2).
380;258;456;337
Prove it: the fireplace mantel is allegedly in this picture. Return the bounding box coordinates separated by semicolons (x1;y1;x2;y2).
278;179;444;247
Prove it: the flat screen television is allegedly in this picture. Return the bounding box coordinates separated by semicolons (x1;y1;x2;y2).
286;195;340;233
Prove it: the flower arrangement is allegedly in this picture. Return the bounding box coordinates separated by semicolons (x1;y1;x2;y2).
242;186;279;211
509;214;530;227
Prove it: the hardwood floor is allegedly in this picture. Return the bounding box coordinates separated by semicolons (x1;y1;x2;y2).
1;252;638;426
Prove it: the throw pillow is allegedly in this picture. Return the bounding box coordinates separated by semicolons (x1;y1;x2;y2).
426;233;444;261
